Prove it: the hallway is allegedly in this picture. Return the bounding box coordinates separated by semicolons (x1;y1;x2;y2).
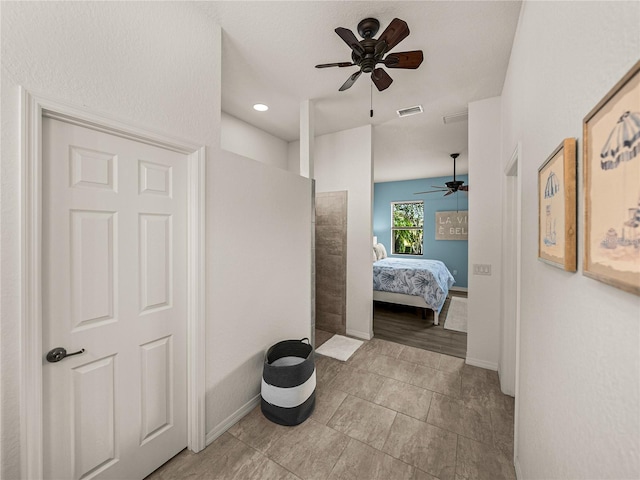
147;338;515;479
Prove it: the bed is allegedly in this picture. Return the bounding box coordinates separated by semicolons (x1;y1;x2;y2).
373;256;455;326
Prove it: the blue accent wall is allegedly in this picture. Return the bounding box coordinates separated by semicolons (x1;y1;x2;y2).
374;176;469;288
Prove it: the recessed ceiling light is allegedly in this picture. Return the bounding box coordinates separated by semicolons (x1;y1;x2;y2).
253;103;269;112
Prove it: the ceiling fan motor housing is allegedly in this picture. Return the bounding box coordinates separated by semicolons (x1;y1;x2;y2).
352;38;385;72
445;180;464;191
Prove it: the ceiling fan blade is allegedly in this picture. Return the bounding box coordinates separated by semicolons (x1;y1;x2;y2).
339;70;362;91
315;62;355;68
414;190;447;194
335;27;365;58
371;68;393;91
384;50;424;69
431;185;447;189
443;190;454;196
378;18;410;51
459;185;469;191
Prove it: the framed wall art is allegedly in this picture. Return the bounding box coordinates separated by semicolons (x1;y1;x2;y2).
583;60;640;296
435;210;468;240
538;138;577;271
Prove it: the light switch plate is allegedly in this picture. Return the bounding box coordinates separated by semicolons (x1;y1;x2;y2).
473;264;492;275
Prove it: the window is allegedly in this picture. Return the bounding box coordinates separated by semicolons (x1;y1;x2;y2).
391;201;424;255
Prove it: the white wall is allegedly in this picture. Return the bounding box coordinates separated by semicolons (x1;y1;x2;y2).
288;139;301;174
207;150;311;432
467;97;503;371
500;2;640;478
314;125;374;339
1;3;311;478
2;4;219;477
221;112;289;170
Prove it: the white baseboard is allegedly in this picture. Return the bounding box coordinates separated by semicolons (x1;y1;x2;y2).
346;328;372;341
450;286;468;293
465;356;498;371
514;455;522;478
205;394;261;446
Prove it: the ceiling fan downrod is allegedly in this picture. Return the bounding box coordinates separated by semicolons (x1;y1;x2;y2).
451;153;459;181
445;153;464;192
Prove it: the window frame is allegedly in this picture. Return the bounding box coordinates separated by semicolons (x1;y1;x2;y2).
390;200;424;256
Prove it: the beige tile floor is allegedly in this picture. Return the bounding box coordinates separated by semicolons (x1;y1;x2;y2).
146;338;515;480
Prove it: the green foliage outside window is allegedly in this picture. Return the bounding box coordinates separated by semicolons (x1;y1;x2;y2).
392;202;424;255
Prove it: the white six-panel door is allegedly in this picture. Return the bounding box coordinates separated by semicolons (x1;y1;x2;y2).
42;117;187;479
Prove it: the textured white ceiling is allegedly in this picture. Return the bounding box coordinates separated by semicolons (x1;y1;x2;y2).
196;1;522;181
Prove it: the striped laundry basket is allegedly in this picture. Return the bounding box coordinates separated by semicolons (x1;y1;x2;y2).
261;338;316;426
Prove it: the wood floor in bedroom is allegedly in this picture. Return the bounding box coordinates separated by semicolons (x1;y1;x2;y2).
373;290;468;359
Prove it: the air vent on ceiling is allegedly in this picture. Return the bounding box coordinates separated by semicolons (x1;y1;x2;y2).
443;111;468;124
397;105;423;118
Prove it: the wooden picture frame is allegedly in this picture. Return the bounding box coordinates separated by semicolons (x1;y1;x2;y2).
538;138;577;271
583;60;640;295
435;210;468;241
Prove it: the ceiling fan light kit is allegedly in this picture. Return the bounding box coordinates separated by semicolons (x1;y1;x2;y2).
414;153;470;196
316;17;424;92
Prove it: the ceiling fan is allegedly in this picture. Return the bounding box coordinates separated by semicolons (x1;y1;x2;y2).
315;17;424;92
414;153;469;196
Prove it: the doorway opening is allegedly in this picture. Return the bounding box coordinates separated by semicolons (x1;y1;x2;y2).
373;291;467;358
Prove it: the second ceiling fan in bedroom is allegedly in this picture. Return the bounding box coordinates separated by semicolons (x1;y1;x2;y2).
315;17;424;92
414;154;469;196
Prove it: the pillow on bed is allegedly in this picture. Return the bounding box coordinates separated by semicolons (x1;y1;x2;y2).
374;243;387;260
373;247;378;262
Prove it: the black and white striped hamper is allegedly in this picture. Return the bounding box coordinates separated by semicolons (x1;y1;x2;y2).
261;338;316;426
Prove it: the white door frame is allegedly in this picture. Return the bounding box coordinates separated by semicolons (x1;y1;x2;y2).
19;89;207;479
500;144;520;395
502;143;522;468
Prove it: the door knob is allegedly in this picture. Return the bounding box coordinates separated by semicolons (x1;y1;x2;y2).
46;347;85;363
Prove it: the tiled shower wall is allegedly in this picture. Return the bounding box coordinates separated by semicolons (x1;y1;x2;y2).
315;191;347;334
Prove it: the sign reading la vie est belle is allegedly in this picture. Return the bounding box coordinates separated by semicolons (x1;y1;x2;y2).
435;211;468;240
